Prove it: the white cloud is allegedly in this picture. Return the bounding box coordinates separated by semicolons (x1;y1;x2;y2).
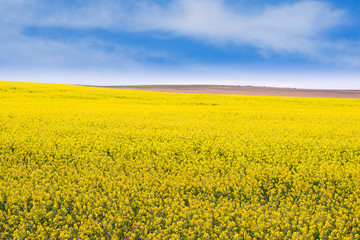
0;0;133;30
0;1;164;69
133;0;346;57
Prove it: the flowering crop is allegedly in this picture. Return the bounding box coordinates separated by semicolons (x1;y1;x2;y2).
0;81;360;239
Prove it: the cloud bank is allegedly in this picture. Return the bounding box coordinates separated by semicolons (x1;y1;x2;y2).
136;1;344;55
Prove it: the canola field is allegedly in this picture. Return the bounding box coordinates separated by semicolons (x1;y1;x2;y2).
0;81;360;240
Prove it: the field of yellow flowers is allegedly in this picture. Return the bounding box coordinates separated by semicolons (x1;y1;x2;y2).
0;81;360;239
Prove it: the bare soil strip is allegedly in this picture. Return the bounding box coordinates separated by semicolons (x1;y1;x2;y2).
100;85;360;98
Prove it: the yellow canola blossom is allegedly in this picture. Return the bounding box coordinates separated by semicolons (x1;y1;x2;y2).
0;81;360;239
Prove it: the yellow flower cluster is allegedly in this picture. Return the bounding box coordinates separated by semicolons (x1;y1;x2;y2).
0;81;360;239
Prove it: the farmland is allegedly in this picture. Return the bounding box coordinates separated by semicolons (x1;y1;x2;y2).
1;81;360;239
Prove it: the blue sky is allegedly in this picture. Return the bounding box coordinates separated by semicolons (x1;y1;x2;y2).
1;0;360;88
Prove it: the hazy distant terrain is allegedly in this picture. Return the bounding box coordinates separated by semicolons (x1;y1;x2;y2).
100;85;360;98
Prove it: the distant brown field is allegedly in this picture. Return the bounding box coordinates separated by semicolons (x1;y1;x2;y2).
100;85;360;98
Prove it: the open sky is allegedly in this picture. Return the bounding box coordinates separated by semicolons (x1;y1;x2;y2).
1;0;360;88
